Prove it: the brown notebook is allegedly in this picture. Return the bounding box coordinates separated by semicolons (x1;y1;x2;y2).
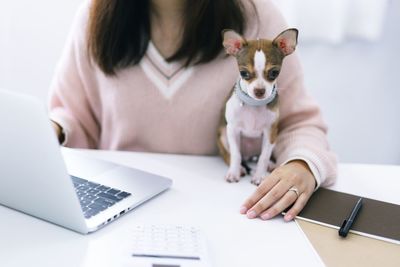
296;188;400;244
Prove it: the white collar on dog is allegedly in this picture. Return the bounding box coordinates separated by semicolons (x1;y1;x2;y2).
234;78;278;107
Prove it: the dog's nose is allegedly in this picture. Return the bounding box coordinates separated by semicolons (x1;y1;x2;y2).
254;88;266;98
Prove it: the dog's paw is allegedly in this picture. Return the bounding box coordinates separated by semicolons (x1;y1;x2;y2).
250;175;264;186
225;171;241;183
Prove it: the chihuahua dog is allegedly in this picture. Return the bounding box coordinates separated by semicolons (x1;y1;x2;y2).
218;28;298;185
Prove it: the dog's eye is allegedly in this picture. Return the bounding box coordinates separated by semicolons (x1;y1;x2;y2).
267;69;280;81
240;70;251;80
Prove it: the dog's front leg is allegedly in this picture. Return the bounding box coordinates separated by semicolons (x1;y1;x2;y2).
251;130;274;185
225;125;242;182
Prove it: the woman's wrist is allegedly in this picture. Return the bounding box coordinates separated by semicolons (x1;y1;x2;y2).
285;160;317;189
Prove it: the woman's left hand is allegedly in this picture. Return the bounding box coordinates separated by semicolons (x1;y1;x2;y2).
240;160;316;221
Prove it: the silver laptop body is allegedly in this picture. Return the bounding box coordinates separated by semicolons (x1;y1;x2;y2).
0;89;172;234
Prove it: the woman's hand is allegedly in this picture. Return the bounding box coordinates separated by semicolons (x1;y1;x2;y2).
240;160;316;221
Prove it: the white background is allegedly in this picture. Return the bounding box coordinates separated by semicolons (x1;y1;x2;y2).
0;0;399;164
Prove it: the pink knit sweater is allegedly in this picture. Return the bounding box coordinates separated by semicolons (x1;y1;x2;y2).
48;0;337;187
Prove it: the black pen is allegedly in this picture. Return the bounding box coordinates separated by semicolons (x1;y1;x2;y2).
339;197;363;237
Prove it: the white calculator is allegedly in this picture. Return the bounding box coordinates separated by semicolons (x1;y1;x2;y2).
128;225;211;267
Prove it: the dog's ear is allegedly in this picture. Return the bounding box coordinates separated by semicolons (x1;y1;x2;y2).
222;29;247;56
272;28;298;56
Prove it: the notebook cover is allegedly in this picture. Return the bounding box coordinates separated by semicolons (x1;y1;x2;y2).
297;220;400;267
296;188;400;244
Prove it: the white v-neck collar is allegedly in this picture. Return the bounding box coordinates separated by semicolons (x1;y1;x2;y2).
139;41;194;99
147;42;182;71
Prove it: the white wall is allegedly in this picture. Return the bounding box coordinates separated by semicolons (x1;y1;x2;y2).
273;0;389;44
296;0;400;165
0;0;399;165
0;0;81;100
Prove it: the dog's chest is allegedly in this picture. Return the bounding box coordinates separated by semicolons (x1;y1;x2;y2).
226;96;277;138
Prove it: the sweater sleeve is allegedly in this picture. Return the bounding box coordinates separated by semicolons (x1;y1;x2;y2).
48;0;100;149
252;0;338;188
274;64;338;188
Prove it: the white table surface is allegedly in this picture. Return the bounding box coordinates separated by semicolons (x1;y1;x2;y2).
1;148;399;267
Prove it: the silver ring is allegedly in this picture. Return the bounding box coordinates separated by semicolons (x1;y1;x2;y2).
288;187;299;198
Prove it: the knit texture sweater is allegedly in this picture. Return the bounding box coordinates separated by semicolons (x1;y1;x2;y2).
48;0;337;188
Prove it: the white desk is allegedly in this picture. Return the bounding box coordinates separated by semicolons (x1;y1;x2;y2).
1;148;399;267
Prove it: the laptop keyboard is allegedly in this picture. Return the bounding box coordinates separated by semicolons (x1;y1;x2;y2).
71;176;132;219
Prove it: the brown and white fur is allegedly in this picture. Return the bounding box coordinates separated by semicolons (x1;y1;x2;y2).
218;29;298;185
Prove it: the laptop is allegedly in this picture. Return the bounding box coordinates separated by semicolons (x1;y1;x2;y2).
0;89;172;234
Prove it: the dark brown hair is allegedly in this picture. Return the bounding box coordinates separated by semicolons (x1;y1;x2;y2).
88;0;249;75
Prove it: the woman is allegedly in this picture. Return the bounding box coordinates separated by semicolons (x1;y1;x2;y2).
49;0;337;222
